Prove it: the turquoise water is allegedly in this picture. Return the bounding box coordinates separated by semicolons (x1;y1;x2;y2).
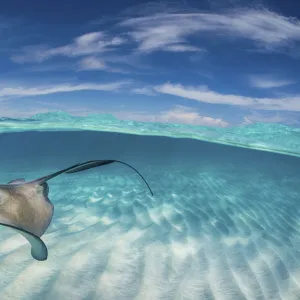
0;114;299;299
1;111;300;157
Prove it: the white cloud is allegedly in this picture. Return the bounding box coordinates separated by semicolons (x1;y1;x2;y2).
158;105;229;127
12;8;300;64
131;87;156;96
155;83;254;106
78;56;107;70
121;9;300;53
114;105;229;127
0;81;128;100
11;32;127;63
77;56;129;73
163;44;202;52
249;75;296;88
155;82;300;112
242;112;299;125
242;114;285;125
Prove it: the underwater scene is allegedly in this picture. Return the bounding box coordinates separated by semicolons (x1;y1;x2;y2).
0;112;299;300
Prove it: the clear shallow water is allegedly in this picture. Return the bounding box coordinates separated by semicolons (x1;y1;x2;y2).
0;129;300;299
1;111;300;157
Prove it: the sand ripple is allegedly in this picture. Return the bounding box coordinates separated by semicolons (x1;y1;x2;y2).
0;162;299;300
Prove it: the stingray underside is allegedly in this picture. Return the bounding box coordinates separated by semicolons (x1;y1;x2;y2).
0;159;153;261
0;182;53;261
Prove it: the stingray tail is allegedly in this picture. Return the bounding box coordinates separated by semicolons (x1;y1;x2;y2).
31;160;154;196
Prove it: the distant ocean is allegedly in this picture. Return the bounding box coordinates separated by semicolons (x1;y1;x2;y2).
0;112;299;300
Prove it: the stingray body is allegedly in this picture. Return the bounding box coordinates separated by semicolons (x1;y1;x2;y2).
0;160;153;261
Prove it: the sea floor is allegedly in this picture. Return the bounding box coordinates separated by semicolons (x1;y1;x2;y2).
0;131;299;300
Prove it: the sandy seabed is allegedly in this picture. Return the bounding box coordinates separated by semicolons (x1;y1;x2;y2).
0;131;299;300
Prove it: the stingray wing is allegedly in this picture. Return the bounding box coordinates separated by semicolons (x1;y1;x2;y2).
0;184;53;262
0;159;153;262
0;222;47;261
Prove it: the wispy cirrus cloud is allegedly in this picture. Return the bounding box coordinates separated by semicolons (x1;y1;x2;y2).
0;81;128;100
249;75;296;89
11;8;300;65
155;82;300;112
155;83;254;106
120;9;300;53
11;32;127;63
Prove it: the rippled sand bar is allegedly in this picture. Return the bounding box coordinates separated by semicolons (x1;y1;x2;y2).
0;131;299;300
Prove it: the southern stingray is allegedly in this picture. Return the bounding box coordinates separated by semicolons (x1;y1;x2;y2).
0;160;153;261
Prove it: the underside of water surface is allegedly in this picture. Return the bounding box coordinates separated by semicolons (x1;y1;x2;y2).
0;115;300;299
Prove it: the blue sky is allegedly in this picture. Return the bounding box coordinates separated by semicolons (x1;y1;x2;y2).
1;0;300;127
